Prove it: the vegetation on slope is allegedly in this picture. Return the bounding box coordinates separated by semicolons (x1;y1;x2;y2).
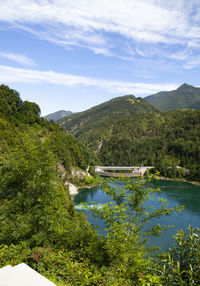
99;110;200;181
58;92;200;182
0;84;94;175
58;94;158;137
1;85;200;285
1;172;200;285
145;83;200;111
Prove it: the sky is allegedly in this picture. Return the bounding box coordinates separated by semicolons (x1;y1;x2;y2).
0;0;200;115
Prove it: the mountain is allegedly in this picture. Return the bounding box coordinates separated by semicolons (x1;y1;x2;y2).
58;93;200;181
0;84;92;174
58;94;158;137
45;110;72;121
58;94;159;160
145;83;200;111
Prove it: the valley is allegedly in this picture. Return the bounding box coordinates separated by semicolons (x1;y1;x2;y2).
1;84;200;285
57;84;200;183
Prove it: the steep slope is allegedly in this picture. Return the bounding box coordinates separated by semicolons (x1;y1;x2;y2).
145;83;200;111
79;109;200;181
59;94;158;138
188;99;200;109
99;110;200;170
45;110;72;121
58;92;200;181
0;84;93;174
0;85;101;286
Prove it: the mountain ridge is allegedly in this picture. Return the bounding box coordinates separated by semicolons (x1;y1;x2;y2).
58;94;158;137
58;91;200;182
145;83;200;111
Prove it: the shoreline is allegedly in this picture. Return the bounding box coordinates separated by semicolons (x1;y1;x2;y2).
69;183;98;196
156;176;200;186
78;183;98;190
69;177;200;196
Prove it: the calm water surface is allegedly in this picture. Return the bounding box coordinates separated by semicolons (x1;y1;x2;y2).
74;179;200;250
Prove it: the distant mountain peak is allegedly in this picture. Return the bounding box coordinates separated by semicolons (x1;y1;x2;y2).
177;83;193;90
58;94;158;140
45;110;72;121
145;83;200;111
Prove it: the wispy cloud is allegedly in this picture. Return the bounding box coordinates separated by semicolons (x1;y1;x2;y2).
1;0;200;65
0;52;36;66
184;58;200;69
0;65;178;96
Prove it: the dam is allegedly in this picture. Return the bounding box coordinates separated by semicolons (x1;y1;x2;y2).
94;166;154;177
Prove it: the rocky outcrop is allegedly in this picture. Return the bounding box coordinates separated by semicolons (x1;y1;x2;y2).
71;167;90;179
64;182;78;195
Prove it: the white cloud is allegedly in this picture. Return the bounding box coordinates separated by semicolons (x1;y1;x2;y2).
0;65;178;95
0;52;36;66
0;0;198;42
1;0;200;63
184;58;200;69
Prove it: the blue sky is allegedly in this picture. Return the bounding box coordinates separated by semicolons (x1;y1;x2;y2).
0;0;200;115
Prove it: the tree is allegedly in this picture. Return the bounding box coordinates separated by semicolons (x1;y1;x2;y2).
0;134;74;246
157;226;200;285
86;176;183;283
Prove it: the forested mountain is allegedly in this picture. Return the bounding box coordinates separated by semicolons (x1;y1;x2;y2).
59;93;200;181
145;83;200;111
98;110;200;180
45;110;72;121
1;85;200;285
0;85;104;284
0;85;93;173
59;94;158;136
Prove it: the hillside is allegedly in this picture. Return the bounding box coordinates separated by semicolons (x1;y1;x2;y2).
0;85;106;285
145;83;200;111
59;93;200;181
99;110;200;179
1;85;200;285
45;110;72;121
59;94;158;138
0;84;94;177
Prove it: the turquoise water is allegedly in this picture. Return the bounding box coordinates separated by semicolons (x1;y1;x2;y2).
74;179;200;250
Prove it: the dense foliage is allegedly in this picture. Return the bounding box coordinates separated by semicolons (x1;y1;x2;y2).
0;85;103;283
1;171;200;285
146;83;200;111
99;110;200;181
155;226;200;285
58;95;158;138
58;92;200;182
0;84;93;174
1;85;200;285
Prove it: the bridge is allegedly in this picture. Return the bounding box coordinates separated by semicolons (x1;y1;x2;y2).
94;166;154;177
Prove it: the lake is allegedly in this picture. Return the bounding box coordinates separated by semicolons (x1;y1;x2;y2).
74;179;200;250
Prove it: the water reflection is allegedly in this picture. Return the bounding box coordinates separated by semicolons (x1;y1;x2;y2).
75;186;99;203
153;180;200;215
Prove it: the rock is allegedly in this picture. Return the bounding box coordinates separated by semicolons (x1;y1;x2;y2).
71;167;87;180
65;182;78;195
57;162;66;179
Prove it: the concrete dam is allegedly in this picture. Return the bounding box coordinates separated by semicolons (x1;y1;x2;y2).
94;166;154;177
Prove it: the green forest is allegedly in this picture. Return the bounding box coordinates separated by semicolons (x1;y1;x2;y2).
59;94;200;182
1;85;200;285
145;83;200;111
98;110;200;181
